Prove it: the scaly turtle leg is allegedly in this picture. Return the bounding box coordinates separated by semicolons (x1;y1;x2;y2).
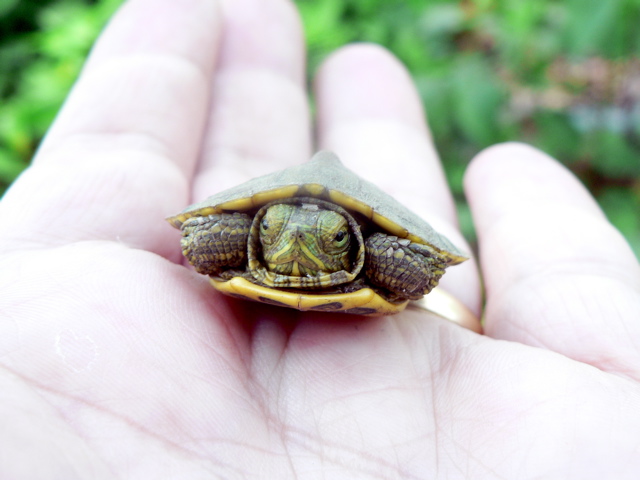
180;213;251;275
364;232;448;300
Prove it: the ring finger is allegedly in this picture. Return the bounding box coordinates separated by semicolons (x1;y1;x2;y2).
192;0;311;203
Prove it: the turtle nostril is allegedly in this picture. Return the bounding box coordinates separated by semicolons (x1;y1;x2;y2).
291;229;305;241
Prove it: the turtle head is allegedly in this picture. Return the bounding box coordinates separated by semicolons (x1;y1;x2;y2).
259;203;351;276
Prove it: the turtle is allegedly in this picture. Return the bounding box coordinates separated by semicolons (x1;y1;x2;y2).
166;151;467;315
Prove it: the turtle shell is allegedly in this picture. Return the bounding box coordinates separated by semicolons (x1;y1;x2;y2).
167;151;467;315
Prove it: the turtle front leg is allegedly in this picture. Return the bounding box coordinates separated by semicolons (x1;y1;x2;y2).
364;232;448;300
180;213;251;275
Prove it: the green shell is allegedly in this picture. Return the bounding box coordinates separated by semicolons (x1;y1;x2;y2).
168;151;466;262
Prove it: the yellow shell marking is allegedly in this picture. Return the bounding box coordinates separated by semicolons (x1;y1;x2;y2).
372;211;409;239
328;190;373;218
252;185;300;206
215;197;254;213
302;183;326;196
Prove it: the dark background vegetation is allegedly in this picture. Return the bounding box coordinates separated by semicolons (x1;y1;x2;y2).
1;0;639;256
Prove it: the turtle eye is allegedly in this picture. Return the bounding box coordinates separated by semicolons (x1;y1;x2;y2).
318;210;350;253
261;217;269;231
333;228;348;247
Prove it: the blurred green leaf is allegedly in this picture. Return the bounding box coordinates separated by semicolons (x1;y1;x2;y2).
598;187;640;258
0;0;121;197
531;110;581;163
586;131;640;178
421;3;464;37
564;0;625;56
451;55;506;146
0;0;20;17
0;148;26;186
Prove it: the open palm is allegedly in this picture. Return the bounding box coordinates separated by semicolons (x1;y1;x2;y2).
2;0;640;478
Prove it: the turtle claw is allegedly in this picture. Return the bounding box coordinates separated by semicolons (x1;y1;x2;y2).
364;232;448;300
180;213;251;275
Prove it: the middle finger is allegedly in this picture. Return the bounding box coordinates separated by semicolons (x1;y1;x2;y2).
193;0;311;202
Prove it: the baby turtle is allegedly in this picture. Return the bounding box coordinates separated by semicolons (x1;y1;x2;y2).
167;151;467;315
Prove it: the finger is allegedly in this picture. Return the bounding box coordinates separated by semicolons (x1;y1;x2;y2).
314;44;480;311
193;0;311;202
466;142;640;379
0;0;221;258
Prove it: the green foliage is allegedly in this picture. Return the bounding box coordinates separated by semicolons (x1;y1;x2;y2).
0;0;121;192
599;186;640;255
1;0;639;258
296;0;640;256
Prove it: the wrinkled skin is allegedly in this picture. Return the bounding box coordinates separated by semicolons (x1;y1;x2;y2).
1;0;640;478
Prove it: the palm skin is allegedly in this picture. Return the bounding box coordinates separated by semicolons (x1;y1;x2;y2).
1;0;640;479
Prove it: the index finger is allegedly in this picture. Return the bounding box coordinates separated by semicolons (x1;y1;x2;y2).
0;0;221;258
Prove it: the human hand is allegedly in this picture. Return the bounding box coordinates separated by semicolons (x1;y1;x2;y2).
1;0;640;478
